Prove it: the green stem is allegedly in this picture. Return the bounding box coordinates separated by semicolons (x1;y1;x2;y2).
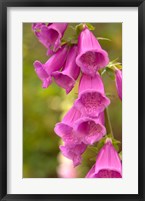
105;107;114;138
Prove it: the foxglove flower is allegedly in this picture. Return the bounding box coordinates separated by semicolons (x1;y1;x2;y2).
76;28;109;76
74;73;110;118
86;139;122;178
115;69;122;100
60;142;87;167
33;45;68;88
54;106;81;144
34;60;52;88
74;112;106;145
32;23;48;48
55;107;87;166
32;23;68;54
52;45;80;94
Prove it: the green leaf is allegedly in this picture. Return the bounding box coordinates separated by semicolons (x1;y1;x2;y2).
109;57;119;65
100;68;106;76
112;138;121;145
96;137;106;151
115;64;122;70
75;23;95;36
81;146;97;165
97;37;111;41
112;138;121;152
106;133;113;138
105;67;115;80
75;24;84;36
107;58;122;70
88;146;98;153
86;23;95;31
61;39;67;46
113;143;120;152
106;93;116;100
89;156;97;162
119;151;122;160
70;39;78;45
69;25;76;31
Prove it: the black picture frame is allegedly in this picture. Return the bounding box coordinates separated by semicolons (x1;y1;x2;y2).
0;0;145;200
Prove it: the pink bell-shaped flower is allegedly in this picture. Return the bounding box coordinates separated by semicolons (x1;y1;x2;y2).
86;139;122;178
54;106;87;166
74;73;110;118
32;23;48;48
115;69;122;100
54;106;81;144
33;45;68;88
52;45;80;94
32;23;68;54
33;61;52;88
74;112;106;145
76;28;109;76
60;142;87;167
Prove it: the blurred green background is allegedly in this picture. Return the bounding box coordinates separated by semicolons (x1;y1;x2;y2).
23;23;122;178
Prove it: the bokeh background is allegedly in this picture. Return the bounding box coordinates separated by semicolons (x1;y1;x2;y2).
23;23;122;178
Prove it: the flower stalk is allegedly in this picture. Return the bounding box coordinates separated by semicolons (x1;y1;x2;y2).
104;107;114;138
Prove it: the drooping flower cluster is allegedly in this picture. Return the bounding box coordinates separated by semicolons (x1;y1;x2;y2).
32;23;122;178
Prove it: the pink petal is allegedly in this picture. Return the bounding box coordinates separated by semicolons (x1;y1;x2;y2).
33;60;52;88
85;164;96;178
74;116;106;145
52;45;80;94
44;45;68;74
60;143;87;167
54;123;78;144
62;106;82;126
75;73;110;117
115;69;122;100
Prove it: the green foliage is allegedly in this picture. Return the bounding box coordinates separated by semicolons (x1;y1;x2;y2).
101;58;122;80
75;23;95;37
106;67;115;80
107;58;122;70
75;23;84;36
97;37;111;41
86;23;95;31
112;138;121;152
119;151;122;160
